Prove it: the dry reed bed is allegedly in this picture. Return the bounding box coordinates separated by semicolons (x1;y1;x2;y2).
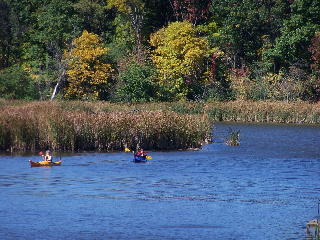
205;101;320;124
43;100;320;124
0;102;211;152
0;100;318;152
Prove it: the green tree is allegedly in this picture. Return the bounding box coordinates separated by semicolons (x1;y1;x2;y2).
0;0;11;69
115;61;158;102
210;0;291;68
263;0;320;70
12;0;81;99
107;14;135;63
0;64;38;99
106;0;145;60
73;0;112;35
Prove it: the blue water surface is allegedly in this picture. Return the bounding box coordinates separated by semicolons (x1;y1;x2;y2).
0;123;319;240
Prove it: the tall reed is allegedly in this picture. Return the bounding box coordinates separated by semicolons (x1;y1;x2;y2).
3;100;316;124
0;101;211;152
1;99;318;152
205;100;320;124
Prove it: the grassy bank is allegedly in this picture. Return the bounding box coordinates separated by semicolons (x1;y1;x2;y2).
0;101;211;152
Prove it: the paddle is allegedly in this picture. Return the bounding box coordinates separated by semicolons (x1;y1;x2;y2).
124;147;131;152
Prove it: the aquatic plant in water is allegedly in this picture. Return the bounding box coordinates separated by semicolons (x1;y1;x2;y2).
225;128;240;146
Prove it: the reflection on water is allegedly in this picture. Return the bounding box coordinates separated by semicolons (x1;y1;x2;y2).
0;123;319;240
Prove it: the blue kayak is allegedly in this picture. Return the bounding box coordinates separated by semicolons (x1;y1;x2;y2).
133;156;147;163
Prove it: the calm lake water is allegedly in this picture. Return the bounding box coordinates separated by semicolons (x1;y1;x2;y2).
0;123;319;240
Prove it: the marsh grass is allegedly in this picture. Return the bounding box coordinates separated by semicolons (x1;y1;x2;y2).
205;101;320;124
0;101;211;152
0;100;318;152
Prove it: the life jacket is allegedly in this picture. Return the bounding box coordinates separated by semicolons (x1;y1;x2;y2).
45;155;52;162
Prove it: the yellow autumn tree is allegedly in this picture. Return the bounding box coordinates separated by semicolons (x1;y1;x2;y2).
150;21;218;100
64;30;113;100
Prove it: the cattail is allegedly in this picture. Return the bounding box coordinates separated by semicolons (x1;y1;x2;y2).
0;100;212;152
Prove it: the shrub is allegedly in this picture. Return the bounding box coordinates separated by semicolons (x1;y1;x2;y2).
0;65;38;100
114;62;158;102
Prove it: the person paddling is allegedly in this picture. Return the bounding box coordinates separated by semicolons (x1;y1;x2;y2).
134;148;150;162
135;148;147;157
42;150;53;162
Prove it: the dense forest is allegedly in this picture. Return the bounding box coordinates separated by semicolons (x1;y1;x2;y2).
0;0;320;102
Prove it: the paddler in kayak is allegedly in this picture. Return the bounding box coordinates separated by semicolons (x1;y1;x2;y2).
29;150;61;167
42;150;53;162
135;148;147;157
134;148;148;162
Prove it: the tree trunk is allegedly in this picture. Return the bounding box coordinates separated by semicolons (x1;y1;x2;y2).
50;68;66;100
50;43;74;100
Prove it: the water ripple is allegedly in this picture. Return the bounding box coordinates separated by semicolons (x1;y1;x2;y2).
0;123;319;240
